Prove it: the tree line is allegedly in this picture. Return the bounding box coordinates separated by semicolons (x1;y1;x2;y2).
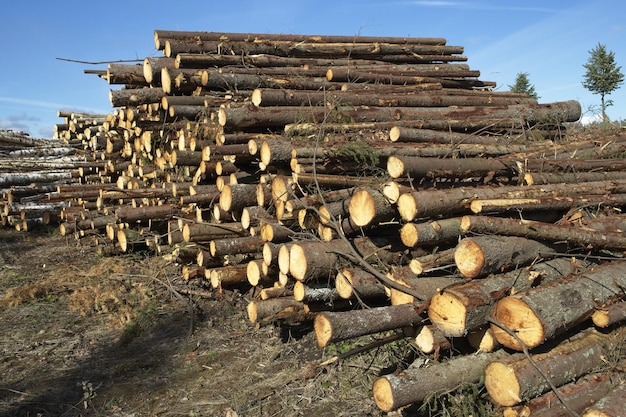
509;43;623;123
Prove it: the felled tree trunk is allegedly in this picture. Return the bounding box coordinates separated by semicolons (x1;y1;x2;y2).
491;261;626;351
373;349;510;412
428;257;587;337
314;303;424;347
485;327;625;407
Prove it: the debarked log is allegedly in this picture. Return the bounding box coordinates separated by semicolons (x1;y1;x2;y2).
314;303;424;347
484;326;625;407
372;349;510;412
490;261;626;351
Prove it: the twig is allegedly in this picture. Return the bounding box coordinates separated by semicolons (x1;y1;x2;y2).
56;57;144;65
319;331;405;366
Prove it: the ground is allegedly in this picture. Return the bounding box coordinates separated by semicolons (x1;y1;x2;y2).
0;226;429;417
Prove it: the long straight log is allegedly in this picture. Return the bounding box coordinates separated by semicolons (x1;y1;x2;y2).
470;194;626;214
397;179;626;221
387;155;515;180
155;30;446;49
490;261;626;351
219;101;581;129
460;215;626;250
372;349;510;412
314;303;424;347
484;326;625;407
428;257;589;337
399;217;463;248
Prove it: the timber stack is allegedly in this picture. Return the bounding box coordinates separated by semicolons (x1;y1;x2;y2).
2;29;626;415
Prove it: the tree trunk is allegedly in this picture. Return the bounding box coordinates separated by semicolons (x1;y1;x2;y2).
460;214;626;250
490;261;626;351
246;298;311;324
428;257;589;337
387;155;515;180
396;179;626;221
484;327;625;406
314;303;424;347
454;235;554;279
335;267;387;300
582;383;626;417
399;217;463;248
372;349;510;412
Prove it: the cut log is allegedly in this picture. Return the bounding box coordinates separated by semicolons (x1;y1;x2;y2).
314;303;424;348
182;221;247;243
289;239;351;282
396;179;626;221
293;281;340;304
387;266;463;305
408;248;456;276
592;300;626;328
490;261;626;350
372;349;510;412
581;383;626;417
428;257;588;337
247;298;310;324
335;267;388;300
510;371;622;417
399;217;463;248
387;155;514;180
454;235;554;279
209;235;265;257
348;187;396;227
219;183;260;213
469;194;626;214
484;327;625;407
460;215;626;251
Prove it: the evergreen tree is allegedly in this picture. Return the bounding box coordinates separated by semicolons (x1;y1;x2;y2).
509;72;539;99
582;43;624;122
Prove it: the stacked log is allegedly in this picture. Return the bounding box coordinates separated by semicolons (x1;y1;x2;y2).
2;29;626;415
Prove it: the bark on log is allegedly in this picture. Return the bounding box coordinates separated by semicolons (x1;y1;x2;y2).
182;221;247;242
428;257;589;337
581;383;626;417
460;214;626;250
293;281;340;304
387;155;515;180
506;371;621;417
114;204;180;223
490;261;626;351
469;194;626;214
219;101;581;129
387;266;463;305
408;248;457;276
592;300;626;328
372;349;510;412
289;239;351;282
454;235;554;279
399;217;463;248
484;327;625;406
523;170;626;186
397;179;626;221
247;297;310;324
314;303;424;347
209;235;265;257
219;183;260;213
335;267;388;300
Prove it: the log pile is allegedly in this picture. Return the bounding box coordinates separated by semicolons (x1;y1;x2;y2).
2;29;626;415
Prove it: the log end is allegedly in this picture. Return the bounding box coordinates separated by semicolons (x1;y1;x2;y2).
484;361;522;407
389;126;401;142
348;188;376;227
251;89;262;107
289;243;307;281
427;292;468;338
219;185;233;212
397;193;417;222
247;301;259;323
386;155;405;179
454;238;485;279
591;309;610;328
400;223;418;248
277;244;291;275
372;376;396;412
490;296;544;351
313;313;333;348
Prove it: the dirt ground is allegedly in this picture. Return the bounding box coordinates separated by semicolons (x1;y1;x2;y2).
1;226;461;417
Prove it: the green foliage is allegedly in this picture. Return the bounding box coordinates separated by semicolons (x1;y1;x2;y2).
582;43;624;122
417;383;498;417
509;72;539;99
332;140;380;168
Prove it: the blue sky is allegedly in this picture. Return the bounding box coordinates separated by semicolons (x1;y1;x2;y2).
1;0;624;137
